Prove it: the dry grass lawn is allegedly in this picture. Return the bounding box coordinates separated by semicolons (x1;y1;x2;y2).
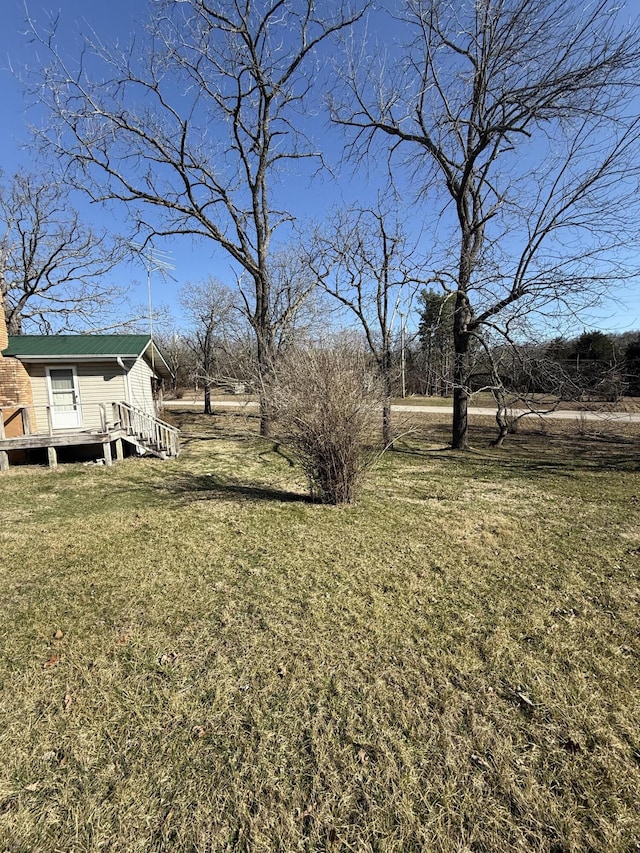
0;410;638;852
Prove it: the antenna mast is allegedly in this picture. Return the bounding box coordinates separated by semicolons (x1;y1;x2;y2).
130;242;176;372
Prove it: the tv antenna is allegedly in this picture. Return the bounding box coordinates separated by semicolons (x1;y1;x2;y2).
131;242;176;372
131;242;176;336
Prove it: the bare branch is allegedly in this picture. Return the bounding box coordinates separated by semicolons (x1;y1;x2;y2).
25;0;367;434
333;0;640;448
0;172;125;333
306;199;428;445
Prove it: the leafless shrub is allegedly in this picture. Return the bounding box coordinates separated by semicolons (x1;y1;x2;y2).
272;343;383;505
575;412;593;438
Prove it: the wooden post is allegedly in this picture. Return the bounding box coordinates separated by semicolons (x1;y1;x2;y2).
46;406;53;435
103;440;113;467
0;409;5;440
47;446;58;468
99;403;107;432
0;450;9;472
115;438;124;461
21;407;32;435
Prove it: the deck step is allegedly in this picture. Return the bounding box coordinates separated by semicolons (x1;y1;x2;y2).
114;402;180;459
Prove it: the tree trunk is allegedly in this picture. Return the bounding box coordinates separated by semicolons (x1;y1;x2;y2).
426;337;433;396
451;311;471;450
203;381;212;415
6;306;22;335
490;383;510;448
382;399;392;448
491;404;510;447
254;270;275;439
256;341;274;438
452;382;469;449
382;362;393;448
257;353;274;437
451;250;474;449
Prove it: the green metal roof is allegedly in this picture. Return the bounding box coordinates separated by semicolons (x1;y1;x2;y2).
3;334;172;378
4;334;153;358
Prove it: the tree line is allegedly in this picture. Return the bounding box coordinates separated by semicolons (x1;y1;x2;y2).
414;291;640;399
160;282;640;406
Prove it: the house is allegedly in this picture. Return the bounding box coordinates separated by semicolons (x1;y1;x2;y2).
0;304;179;470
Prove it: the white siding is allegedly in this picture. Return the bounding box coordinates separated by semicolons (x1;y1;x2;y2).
27;362;128;431
126;357;156;416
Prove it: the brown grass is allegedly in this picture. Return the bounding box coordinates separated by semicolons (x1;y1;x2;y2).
0;412;638;852
391;392;640;412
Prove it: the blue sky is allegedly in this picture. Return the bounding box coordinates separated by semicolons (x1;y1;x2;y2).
0;0;194;326
0;0;365;330
1;0;639;337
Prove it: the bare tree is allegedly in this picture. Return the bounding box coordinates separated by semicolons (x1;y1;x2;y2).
473;334;573;447
308;202;423;447
235;244;321;412
333;0;640;449
0;172;124;333
180;278;247;414
28;0;365;435
153;330;197;397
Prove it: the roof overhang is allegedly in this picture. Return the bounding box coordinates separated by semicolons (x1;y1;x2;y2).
13;354;142;362
140;340;173;380
12;348;173;380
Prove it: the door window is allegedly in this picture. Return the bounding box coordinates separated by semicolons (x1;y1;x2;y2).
50;369;76;411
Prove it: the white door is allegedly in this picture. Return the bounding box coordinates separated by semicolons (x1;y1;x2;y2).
47;367;82;429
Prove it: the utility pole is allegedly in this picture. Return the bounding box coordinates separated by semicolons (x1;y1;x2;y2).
400;311;406;399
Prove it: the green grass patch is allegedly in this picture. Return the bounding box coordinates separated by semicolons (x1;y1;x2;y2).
0;413;639;852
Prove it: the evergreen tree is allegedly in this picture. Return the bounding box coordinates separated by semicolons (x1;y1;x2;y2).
417;290;455;396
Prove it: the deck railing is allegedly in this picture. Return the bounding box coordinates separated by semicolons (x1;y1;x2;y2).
0;401;179;457
112;401;180;457
0;403;112;437
0;404;35;438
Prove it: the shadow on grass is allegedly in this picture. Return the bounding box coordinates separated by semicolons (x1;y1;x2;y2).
164;473;313;504
167;411;261;443
179;432;254;447
261;442;297;468
178;433;298;467
393;431;640;477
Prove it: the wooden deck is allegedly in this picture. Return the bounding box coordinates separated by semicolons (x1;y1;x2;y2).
0;426;127;471
0;402;179;471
